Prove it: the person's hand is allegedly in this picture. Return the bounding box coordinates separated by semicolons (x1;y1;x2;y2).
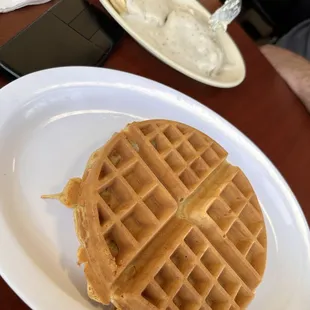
261;44;310;112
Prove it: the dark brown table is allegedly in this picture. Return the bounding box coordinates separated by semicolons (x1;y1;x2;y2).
0;1;309;309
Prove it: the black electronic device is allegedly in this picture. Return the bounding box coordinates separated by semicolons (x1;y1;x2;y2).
0;0;124;81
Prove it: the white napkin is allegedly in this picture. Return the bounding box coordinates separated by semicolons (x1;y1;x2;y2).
0;0;51;13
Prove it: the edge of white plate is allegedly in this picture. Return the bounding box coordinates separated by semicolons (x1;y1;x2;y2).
99;0;246;88
0;67;309;310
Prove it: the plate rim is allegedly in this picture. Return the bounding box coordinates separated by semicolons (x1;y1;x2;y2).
0;67;309;310
99;0;246;88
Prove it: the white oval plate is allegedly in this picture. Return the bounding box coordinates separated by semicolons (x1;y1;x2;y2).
99;0;246;88
0;67;309;310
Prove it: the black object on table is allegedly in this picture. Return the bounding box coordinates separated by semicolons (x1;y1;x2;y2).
0;0;124;80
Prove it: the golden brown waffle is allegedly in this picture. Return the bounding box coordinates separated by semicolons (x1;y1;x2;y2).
44;120;267;309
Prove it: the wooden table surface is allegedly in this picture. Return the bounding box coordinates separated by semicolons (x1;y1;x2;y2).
0;1;309;309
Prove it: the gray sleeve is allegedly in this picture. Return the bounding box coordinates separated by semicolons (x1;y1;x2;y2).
277;19;310;60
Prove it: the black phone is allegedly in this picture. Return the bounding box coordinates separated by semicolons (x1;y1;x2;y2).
0;0;124;81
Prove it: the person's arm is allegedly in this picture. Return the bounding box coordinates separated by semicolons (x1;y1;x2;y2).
260;44;310;112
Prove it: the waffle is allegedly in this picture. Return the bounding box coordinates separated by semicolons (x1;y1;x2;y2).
43;120;267;309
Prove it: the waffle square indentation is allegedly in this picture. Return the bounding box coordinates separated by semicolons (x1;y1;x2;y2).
220;183;247;214
207;199;235;232
123;162;154;196
188;266;212;295
139;123;155;136
163;126;182;144
141;281;165;307
177;142;196;162
97;202;112;228
205;286;230;309
218;268;240;296
201;248;224;278
191;157;210;178
246;242;265;275
226;221;253;255
173;285;200;309
188;132;210;151
104;225;135;265
232;171;253;199
170;245;195;275
179;168;200;189
184;228;208;256
239;203;263;235
235;287;253;308
143;187;176;221
108;139;134;168
201;147;221;168
122;203;157;243
150;134;170;153
98;162;113;181
155;262;179;295
99;178;134;214
165;151;185;173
